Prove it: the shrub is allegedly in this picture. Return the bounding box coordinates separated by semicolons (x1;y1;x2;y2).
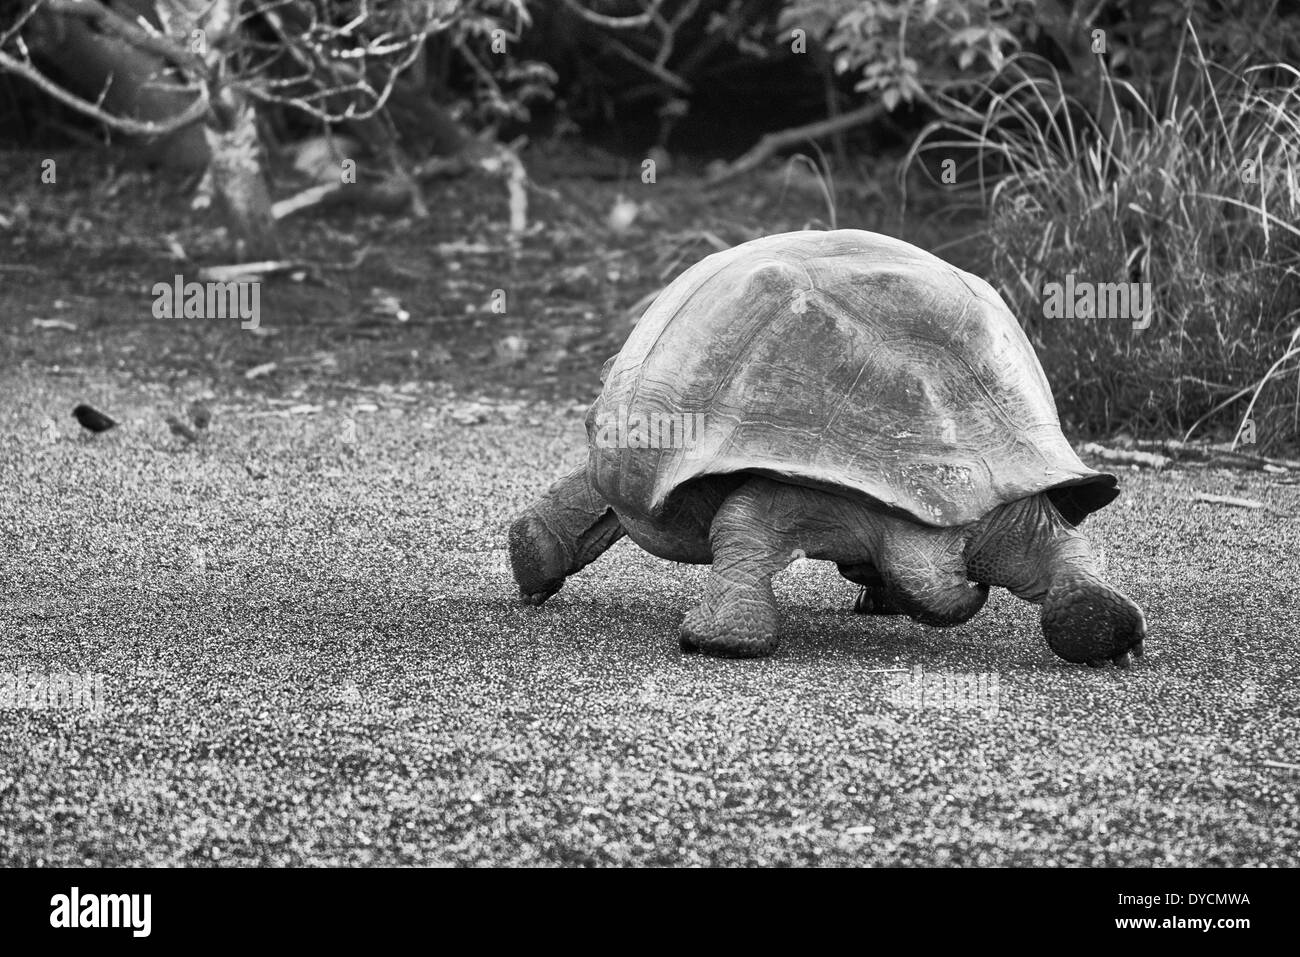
908;32;1300;452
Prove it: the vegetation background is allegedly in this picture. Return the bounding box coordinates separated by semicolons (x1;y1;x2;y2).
2;1;1298;871
2;0;1298;454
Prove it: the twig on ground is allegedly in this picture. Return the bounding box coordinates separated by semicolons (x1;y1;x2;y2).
705;104;886;187
1082;443;1170;469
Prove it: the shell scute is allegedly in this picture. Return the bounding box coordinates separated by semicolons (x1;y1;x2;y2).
591;229;1117;527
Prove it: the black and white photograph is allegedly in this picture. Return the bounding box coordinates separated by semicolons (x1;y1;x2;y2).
0;0;1294;930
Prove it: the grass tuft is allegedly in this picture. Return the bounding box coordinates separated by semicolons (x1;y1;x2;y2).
907;30;1300;452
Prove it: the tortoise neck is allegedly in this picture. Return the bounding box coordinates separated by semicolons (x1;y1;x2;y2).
965;494;1100;602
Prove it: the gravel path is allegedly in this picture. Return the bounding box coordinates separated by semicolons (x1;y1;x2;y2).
1;370;1297;865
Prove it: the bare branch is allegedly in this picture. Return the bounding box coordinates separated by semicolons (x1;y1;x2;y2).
604;35;691;93
706;102;887;186
0;47;210;135
558;0;666;30
0;0;50;48
37;0;207;72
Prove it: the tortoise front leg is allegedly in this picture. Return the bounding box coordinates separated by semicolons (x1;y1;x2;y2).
508;465;625;605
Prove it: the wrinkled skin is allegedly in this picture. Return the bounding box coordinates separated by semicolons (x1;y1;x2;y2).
509;467;1146;667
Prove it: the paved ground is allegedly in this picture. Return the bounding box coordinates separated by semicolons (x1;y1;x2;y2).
1;367;1297;866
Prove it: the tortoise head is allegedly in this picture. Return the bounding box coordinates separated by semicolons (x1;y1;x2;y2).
1041;571;1146;667
967;493;1146;667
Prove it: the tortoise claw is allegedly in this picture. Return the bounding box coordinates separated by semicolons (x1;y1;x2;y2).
519;585;560;606
1084;650;1134;669
853;585;905;616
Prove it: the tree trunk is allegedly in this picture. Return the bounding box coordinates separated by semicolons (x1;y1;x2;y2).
165;0;280;258
204;102;281;259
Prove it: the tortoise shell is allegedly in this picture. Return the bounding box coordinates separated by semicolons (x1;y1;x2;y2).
589;229;1117;527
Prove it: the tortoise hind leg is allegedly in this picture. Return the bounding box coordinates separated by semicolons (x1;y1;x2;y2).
508;465;625;605
838;562;906;615
875;527;989;627
679;479;798;657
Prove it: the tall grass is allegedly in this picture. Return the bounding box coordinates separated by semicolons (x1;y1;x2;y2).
906;30;1300;453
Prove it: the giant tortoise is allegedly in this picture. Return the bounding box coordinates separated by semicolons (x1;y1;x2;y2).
509;229;1146;667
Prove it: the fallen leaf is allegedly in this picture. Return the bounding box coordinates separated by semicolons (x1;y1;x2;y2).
199;261;297;282
435;241;496;256
366;292;410;322
607;194;639;233
450;402;494;425
494;334;528;365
